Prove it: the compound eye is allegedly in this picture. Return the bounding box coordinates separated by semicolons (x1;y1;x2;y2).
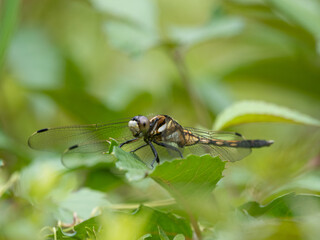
138;116;150;132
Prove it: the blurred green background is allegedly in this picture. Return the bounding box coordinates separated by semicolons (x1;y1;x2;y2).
0;0;320;239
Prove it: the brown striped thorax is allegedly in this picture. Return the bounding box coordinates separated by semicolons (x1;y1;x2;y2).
28;114;274;168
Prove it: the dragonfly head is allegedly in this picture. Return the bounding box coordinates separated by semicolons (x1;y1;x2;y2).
128;115;150;137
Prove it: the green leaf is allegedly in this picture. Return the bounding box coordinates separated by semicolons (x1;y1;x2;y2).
268;0;320;53
134;206;192;240
53;216;100;240
55;188;111;223
104;21;159;55
138;234;152;240
113;146;149;181
173;234;185;240
240;193;320;218
91;0;157;31
51;205;192;240
8;28;64;89
0;0;20;70
150;155;225;198
91;0;159;54
169;17;244;48
214;100;320;130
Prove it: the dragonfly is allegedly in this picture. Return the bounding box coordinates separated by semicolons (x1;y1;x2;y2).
28;114;274;168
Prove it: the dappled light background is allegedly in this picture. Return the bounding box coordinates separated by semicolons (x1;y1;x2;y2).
1;0;320;239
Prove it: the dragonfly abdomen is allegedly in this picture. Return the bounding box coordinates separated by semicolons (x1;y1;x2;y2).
242;139;274;148
200;138;274;148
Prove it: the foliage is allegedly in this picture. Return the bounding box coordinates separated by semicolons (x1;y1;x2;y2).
1;0;320;239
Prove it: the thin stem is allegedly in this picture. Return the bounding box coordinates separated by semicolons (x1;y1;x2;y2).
111;198;176;210
169;47;210;128
189;213;202;240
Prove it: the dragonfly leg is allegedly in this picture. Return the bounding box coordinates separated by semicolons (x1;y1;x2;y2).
130;143;148;153
153;141;183;158
120;138;138;148
148;141;159;167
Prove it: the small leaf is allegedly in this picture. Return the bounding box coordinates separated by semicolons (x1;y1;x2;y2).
138;233;152;240
214;100;320;130
113;146;149;181
240;193;320;218
169;17;244;48
150;155;225;198
173;234;185;240
107;138;119;154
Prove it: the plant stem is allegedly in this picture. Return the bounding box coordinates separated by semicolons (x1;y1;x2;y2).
111;198;176;210
169;47;210;128
189;213;202;240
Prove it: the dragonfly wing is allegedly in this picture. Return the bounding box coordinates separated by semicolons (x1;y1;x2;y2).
28;121;131;153
61;139;116;168
184;128;252;162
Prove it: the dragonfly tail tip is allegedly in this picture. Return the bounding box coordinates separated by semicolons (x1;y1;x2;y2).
267;140;274;145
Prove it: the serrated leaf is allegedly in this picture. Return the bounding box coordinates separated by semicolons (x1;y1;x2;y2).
240;193;320;218
169;17;244;48
214;100;320;130
113;146;149;181
150;155;225;198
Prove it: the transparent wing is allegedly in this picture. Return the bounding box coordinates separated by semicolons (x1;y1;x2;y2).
61;137;182;168
183;127;252;162
28;120;131;153
61;140;115;168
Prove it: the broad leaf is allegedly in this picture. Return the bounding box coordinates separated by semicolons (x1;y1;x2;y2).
214;100;320;130
150;155;225;199
269;0;320;54
240;193;320;218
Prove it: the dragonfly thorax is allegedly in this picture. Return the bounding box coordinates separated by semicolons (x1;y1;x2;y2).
128;115;150;138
